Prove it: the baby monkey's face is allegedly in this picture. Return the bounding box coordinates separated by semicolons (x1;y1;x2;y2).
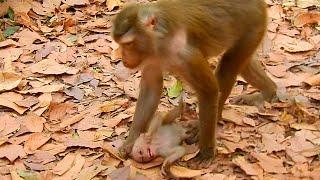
131;134;156;163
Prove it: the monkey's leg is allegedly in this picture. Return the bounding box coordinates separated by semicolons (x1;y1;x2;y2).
119;63;163;158
160;146;186;178
231;58;277;110
180;48;219;168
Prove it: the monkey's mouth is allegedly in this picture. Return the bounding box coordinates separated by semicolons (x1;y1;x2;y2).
147;148;153;158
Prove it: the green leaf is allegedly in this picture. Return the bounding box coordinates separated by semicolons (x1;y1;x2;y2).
17;170;38;180
167;80;183;98
3;26;19;37
7;7;14;20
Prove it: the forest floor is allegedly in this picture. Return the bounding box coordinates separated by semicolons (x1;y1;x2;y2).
0;0;319;179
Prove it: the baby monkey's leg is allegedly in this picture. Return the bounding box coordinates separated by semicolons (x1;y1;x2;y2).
161;146;186;178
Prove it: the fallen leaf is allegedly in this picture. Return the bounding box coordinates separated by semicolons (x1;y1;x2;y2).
107;0;122;11
252;153;287;173
76;164;108;180
0;93;28;114
131;157;163;170
24;133;51;154
13;29;44;46
294;11;320;27
52;153;76;175
53;154;85;180
30;59;69;75
0;113;20;136
14;96;39;108
62;0;89;6
31;93;52;116
170;165;203;178
232;156;263;176
20;113;46;133
64;86;85;100
0;39;20;48
283;40;314;52
303;74;320;86
0;144;26;162
19;84;64;94
261;133;286;153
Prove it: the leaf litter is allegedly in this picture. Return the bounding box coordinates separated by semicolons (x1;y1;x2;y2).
0;0;319;179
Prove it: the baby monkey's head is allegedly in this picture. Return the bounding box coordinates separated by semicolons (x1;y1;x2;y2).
131;133;156;163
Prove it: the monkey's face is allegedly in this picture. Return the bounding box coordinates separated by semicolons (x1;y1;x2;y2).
131;135;156;163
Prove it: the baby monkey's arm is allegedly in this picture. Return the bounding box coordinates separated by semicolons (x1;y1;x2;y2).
160;146;186;177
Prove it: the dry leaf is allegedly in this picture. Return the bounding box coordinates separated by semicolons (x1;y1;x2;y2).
30;59;69;75
52;153;76;175
294;11;320;27
252;153;287;173
0;144;26;162
170;165;203;178
19;84;64;94
0;39;21;48
24;133;51;154
62;0;89;6
0;113;20;136
76;164;108;180
53;154;85;180
0;93;28;114
107;0;122;11
21;113;46;133
232;156;263;176
303;74;320;86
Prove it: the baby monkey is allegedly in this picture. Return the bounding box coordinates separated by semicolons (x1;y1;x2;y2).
130;101;196;177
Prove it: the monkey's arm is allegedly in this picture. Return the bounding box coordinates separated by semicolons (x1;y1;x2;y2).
160;146;186;177
120;63;163;156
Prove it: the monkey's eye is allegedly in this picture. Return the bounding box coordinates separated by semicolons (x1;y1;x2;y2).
139;151;143;155
123;42;134;48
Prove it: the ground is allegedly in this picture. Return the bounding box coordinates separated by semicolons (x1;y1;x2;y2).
0;0;319;179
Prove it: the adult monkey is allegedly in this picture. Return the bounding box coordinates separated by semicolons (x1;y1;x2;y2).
112;0;277;167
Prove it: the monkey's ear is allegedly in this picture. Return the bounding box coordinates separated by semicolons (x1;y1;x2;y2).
144;15;156;29
138;8;157;30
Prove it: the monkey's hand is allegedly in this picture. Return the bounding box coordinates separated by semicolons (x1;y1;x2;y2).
118;140;135;158
179;147;214;169
230;92;266;111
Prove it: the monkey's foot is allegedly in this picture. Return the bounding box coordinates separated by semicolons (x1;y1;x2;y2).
118;140;134;159
230;92;265;111
179;148;214;169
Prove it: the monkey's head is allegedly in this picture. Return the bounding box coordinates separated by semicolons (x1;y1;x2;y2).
131;133;156;163
112;3;159;69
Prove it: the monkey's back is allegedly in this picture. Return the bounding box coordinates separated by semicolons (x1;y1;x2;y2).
153;0;267;57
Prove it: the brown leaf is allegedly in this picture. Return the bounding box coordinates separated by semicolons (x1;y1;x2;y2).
52;153;76;175
24;133;51;154
13;29;44;46
66;139;103;149
49;102;76;121
30;59;69;75
0;92;27;114
21;113;46;133
232;156;263;176
294;11;320;27
14;96;39;108
86;39;112;54
0;72;22;92
170;165;203;178
0;144;26;162
252;153;287;173
0;113;20;137
0;39;20;48
19;84;64;94
76;164;108;180
31;93;52;116
62;0;89;6
131;157;163;170
107;0;122;11
53;154;85;180
261;133;286;153
303;74;320;86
